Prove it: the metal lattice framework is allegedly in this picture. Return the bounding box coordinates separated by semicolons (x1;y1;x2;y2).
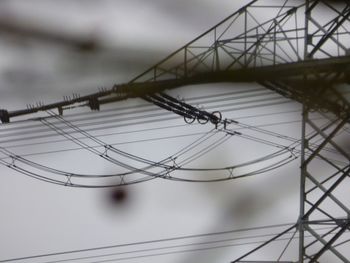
298;109;350;263
1;0;350;262
1;0;350;122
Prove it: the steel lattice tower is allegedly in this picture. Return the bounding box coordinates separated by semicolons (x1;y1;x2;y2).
1;0;350;262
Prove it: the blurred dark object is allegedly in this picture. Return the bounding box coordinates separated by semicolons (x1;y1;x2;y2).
0;17;98;52
0;109;9;123
108;187;129;205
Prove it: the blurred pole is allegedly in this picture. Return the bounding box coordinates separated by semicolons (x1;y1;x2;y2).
298;105;307;263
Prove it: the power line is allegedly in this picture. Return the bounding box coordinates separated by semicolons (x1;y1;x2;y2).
2;226;348;263
0;98;294;145
0;109;301;151
0;222;295;263
0;87;278;134
1;108;300;185
1;107;345;187
74;232;350;263
2;90;343;186
2;98;346;188
0;90;293;144
0;87;268;129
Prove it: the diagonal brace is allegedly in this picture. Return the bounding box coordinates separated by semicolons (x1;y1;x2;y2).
303;167;350;219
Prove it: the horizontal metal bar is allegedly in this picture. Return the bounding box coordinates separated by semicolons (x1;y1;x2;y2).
2;56;350;123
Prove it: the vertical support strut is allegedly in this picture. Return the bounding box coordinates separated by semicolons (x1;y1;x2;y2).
298;108;350;263
298;106;308;263
299;0;350;259
230;1;350;261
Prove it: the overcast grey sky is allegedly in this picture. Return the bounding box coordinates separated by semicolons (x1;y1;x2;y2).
1;1;348;263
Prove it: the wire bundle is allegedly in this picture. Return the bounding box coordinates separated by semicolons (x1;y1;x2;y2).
0;88;345;187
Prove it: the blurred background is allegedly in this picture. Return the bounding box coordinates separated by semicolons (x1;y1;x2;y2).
0;1;313;262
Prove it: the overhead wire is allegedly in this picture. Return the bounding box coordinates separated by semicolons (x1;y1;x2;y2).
2;101;346;188
0;88;298;156
158;92;348;159
82;232;350;263
45;110;175;169
32;231;300;263
148;92;345;163
39;117;163;178
1;97;345;186
1;225;348;263
2;113;339;164
43;110;233;174
0;222;296;263
0;87;278;134
175;132;231;168
0;92;300;176
0;139;295;187
0;111;239;186
0;97;294;146
1;87;345;186
0;119;296;186
0;108;301;151
0;89;292;144
0;130;295;175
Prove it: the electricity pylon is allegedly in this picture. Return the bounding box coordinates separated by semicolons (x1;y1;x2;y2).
1;0;349;262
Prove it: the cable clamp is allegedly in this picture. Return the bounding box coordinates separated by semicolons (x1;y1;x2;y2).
171;157;179;169
164;167;173;179
65;174;73;186
103;145;112;156
228;168;234;179
119;175;126;186
9;155;19;167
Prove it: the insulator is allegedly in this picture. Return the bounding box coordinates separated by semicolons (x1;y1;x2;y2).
0;109;9;123
58;107;63;116
89;97;100;111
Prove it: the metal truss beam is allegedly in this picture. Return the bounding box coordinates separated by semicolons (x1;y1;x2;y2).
1;54;350;123
2;0;350;123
